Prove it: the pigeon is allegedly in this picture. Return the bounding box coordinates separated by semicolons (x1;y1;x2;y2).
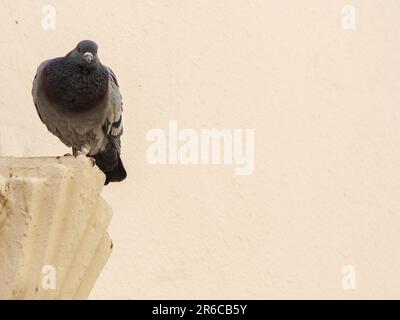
32;40;127;185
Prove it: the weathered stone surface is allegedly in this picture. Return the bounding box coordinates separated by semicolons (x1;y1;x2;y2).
0;156;113;300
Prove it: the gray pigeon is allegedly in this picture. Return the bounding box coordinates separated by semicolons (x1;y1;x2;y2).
32;40;127;185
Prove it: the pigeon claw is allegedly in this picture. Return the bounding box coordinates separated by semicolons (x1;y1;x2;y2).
88;156;96;166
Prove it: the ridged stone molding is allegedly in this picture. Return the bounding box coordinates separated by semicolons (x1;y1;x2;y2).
0;156;113;299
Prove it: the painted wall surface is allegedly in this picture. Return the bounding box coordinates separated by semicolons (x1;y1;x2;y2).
1;0;400;299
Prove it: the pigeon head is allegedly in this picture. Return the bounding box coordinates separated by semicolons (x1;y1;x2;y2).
67;40;100;67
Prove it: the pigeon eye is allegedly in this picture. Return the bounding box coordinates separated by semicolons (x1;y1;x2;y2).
77;47;81;52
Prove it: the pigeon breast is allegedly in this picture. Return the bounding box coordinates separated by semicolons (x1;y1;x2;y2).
42;58;109;113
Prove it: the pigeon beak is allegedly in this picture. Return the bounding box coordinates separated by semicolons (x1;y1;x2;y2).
83;52;94;64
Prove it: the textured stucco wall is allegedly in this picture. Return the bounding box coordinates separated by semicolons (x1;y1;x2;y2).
1;0;400;299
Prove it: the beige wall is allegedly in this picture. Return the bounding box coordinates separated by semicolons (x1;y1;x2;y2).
1;0;400;299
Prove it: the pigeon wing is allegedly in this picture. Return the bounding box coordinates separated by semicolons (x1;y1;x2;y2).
104;67;124;154
32;60;50;125
32;59;68;145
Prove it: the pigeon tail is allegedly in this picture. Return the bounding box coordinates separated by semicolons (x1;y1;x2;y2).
104;154;127;185
93;145;127;185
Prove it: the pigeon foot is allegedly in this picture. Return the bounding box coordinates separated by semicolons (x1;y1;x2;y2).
88;157;96;166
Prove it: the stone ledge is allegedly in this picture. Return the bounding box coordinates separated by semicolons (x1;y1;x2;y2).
0;156;113;300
